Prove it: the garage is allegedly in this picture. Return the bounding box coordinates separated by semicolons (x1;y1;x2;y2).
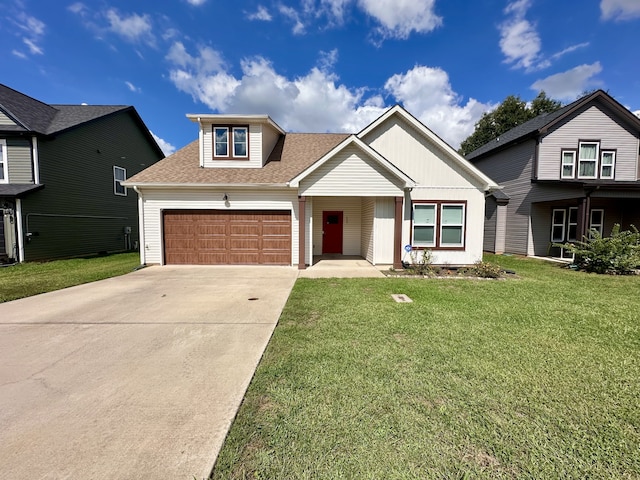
163;210;292;265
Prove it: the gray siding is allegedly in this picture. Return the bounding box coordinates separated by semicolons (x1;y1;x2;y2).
483;196;497;252
20;112;163;261
538;102;640;181
472;140;536;255
6;138;33;184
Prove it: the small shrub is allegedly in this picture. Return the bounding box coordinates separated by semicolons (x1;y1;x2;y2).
407;249;434;276
469;261;503;278
555;224;640;275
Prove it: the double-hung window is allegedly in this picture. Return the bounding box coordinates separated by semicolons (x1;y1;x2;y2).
590;209;604;237
412;201;465;249
114;166;126;196
577;142;599;178
600;151;615;179
213;126;248;159
551;209;566;242
0;139;7;183
561;150;576;179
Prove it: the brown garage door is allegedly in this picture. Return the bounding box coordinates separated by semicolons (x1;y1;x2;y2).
163;210;292;265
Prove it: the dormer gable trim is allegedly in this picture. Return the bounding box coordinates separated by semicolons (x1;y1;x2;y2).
288;135;415;188
186;113;286;135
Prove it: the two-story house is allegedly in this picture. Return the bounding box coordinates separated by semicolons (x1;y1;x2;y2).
466;90;640;259
124;105;500;269
0;84;164;263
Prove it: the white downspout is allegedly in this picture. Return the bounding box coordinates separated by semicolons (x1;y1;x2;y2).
16;199;25;262
133;186;146;265
31;136;40;184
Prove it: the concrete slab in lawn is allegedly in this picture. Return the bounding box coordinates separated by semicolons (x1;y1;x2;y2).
0;265;297;480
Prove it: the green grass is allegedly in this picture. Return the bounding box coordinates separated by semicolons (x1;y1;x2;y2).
0;252;140;303
212;255;640;479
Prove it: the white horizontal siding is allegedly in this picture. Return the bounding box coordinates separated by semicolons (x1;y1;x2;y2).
261;124;281;166
0;111;17;126
539;104;640;181
362;116;481;188
361;197;374;263
201;123;263;169
300;145;404;196
138;187;298;265
312;197;362;255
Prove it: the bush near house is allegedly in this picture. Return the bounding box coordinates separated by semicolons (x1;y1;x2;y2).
556;224;640;274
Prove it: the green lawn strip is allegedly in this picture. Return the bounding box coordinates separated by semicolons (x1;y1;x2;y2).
213;255;640;479
0;252;140;303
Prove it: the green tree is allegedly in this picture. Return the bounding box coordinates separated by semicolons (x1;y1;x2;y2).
459;91;562;156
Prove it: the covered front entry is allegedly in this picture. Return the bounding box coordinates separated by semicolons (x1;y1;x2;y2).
322;211;343;254
163;209;291;265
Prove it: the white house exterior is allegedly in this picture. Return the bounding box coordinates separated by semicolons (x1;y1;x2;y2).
125;105;500;269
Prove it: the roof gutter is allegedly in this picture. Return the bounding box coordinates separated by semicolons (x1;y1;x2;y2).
122;181;292;189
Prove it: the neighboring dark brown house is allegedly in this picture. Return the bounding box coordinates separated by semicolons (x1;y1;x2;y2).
466;90;640;259
0;84;164;263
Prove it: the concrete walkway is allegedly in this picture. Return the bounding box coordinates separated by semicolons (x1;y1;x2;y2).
0;265;297;480
298;256;387;278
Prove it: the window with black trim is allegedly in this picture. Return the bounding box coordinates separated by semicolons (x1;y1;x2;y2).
412;201;465;249
114;166;126;196
213;126;248;159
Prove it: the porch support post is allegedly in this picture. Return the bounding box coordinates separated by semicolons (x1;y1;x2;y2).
393;196;403;269
577;194;591;240
298;196;306;270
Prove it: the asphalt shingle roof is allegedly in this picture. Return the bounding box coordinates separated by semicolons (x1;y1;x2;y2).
126;133;350;185
0;83;129;135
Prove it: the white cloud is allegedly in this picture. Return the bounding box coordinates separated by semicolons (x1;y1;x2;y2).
633;110;640;119
499;0;545;71
384;66;495;147
531;62;603;101
358;0;442;39
105;9;155;46
550;42;590;61
23;38;43;55
125;81;140;93
279;5;306;34
185;0;207;5
12;50;27;59
11;12;46;57
247;5;272;21
151;131;176;156
68;2;88;15
601;0;640;20
165;44;490;148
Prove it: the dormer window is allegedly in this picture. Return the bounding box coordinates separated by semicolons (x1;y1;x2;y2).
213;126;248;159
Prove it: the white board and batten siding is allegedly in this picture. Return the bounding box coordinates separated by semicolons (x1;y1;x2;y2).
200;123;274;169
362;116;477;188
299;145;405;197
538;104;640;181
139;187;299;265
373;197;395;264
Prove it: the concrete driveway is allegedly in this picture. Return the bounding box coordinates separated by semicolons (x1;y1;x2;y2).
0;265;297;480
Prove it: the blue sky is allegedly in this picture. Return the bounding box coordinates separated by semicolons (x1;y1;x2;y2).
2;0;640;156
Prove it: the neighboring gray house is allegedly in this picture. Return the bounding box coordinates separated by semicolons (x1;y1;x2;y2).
0;84;164;263
467;90;640;258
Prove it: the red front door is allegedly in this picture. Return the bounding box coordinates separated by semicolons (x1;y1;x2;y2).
322;211;343;254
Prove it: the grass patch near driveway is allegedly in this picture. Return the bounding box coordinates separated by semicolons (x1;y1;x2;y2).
0;252;140;303
212;254;640;479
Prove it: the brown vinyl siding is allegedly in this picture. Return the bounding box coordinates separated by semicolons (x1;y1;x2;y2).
20;111;162;261
6;138;33;184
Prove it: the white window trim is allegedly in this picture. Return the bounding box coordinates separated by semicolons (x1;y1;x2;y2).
232;126;248;158
600;150;615;179
567;207;578;242
439;204;465;247
114;166;127;196
551;208;566;242
589;209;604;236
561;150;576;179
412;203;436;248
213;127;229;158
577;141;599;179
0;139;8;183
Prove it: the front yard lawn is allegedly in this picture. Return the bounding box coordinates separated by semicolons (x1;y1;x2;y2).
212;254;640;479
0;252;140;303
